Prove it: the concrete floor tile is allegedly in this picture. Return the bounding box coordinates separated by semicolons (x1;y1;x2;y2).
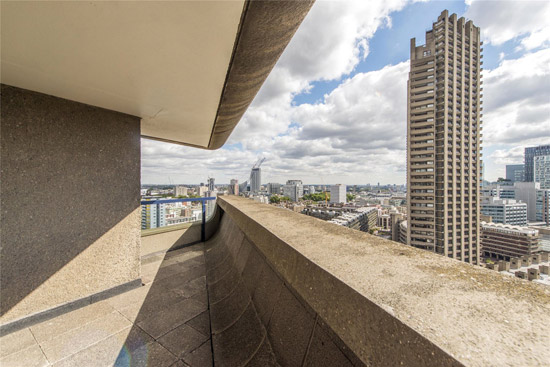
189;291;208;309
303;322;353;367
40;311;131;363
117;288;185;323
31;301;116;343
182;341;212;367
267;285;316;367
171;276;207;299
210;281;250;334
252;262;284;326
158;324;208;358
212;304;264;367
0;343;49;367
165;248;204;263
246;337;279;367
208;267;241;304
113;341;178;367
157;268;206;292
0;327;37;358
137;298;205;339
186;311;211;337
241;248;264;295
53;326;175;367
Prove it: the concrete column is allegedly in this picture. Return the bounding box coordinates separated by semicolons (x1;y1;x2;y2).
1;85;141;326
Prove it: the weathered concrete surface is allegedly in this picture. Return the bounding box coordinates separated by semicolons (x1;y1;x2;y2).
0;243;211;366
141;205;221;257
208;0;315;149
0;85;141;325
217;196;550;367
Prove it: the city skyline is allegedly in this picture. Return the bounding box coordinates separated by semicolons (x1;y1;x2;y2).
142;0;550;185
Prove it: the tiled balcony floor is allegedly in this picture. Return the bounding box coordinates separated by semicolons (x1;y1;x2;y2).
0;243;212;367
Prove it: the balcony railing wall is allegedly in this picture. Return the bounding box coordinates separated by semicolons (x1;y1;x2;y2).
209;195;550;366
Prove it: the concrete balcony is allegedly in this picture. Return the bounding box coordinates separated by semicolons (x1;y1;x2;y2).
3;196;550;366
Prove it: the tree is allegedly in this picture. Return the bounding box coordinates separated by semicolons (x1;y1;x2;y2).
346;193;356;202
302;192;330;202
270;195;291;204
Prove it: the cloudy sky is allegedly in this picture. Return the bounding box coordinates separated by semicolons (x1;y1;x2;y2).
142;0;550;185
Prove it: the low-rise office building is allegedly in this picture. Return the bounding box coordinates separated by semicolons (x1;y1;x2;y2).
328;207;377;233
481;222;540;261
481;197;527;226
283;180;304;202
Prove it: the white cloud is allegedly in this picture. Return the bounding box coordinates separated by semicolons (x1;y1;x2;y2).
142;0;550;185
228;0;409;149
466;0;550;50
489;146;524;165
142;61;410;185
482;48;550;147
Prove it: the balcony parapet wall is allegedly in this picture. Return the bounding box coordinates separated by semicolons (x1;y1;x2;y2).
209;196;550;367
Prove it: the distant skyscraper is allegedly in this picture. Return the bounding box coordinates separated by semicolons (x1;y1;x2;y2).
533;154;550;189
208;177;215;191
506;164;524;182
250;168;261;193
283;180;303;202
267;183;281;195
481;197;527;226
330;184;347;204
536;189;550;224
407;10;482;264
141;202;167;229
514;182;540;222
229;179;239;195
175;186;188;197
198;185;208;197
525;145;550;182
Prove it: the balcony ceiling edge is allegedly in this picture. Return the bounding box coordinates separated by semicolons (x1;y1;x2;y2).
206;0;315;150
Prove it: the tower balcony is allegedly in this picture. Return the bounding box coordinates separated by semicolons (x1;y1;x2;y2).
1;5;548;367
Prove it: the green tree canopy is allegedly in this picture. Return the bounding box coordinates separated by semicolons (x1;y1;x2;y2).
302;192;329;202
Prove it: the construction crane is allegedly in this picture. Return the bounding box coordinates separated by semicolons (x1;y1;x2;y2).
237;157;266;193
252;157;266;169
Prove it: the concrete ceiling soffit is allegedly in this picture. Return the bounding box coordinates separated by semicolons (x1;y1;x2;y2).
207;0;316;150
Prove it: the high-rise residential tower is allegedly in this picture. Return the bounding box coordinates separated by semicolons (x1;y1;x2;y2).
506;164;524;182
407;10;483;264
250;167;261;193
330;184;347;204
524;145;550;183
208;177;215;192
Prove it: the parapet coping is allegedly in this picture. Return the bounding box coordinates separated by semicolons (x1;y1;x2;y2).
217;196;550;367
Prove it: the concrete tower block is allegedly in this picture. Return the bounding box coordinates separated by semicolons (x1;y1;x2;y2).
521;256;532;267
510;258;520;270
528;268;540;281
498;260;510;272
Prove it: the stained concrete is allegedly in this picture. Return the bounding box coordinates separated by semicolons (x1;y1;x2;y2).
204;210;361;366
216;195;550;367
0;243;211;367
208;0;315;149
0;84;141;325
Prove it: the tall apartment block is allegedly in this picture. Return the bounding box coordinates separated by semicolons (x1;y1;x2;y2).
534;154;550;189
250;167;261;193
407;10;483;264
506;164;524;182
330;184;347;204
525;145;550;183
